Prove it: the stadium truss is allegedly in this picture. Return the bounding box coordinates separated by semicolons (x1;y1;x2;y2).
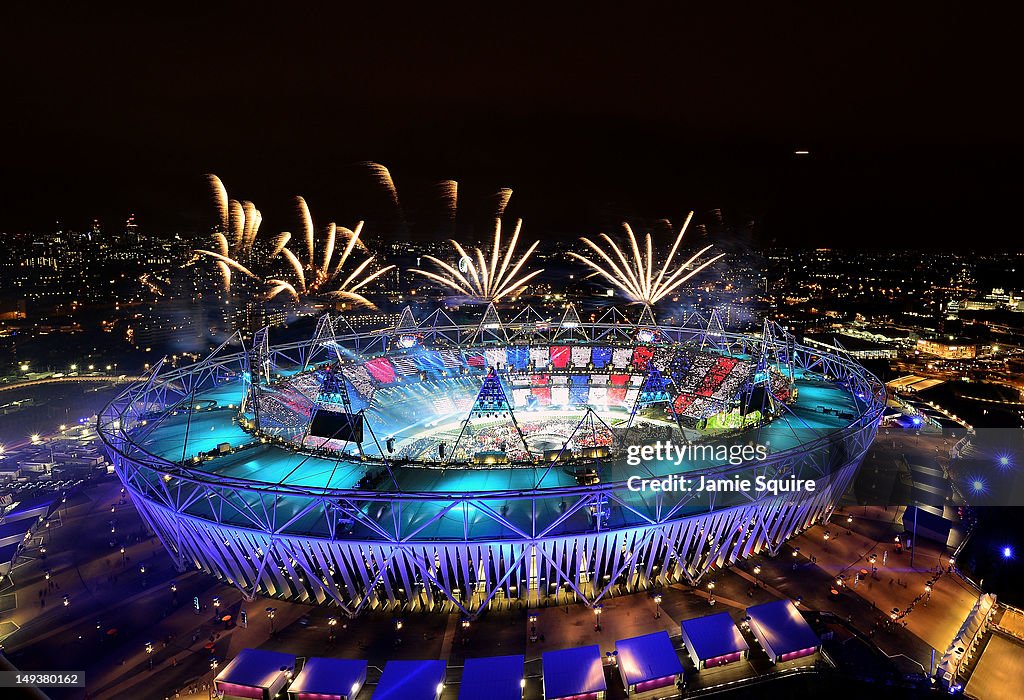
98;305;885;617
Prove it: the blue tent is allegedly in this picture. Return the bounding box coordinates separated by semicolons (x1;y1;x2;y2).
745;600;820;664
459;655;525;700
374;659;446;700
215;648;296;700
287;657;367;700
542;645;606;700
680;612;749;668
615;631;684;693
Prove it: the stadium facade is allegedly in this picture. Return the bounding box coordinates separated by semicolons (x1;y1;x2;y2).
99;305;884;616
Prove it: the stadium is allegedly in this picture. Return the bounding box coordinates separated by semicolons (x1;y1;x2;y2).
98;304;884;617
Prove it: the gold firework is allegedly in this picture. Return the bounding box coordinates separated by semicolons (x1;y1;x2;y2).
438;180;458;222
197;175;264;291
362;161;400;209
411;218;543;302
267;196;394;308
494;187;513;218
568;213;724;305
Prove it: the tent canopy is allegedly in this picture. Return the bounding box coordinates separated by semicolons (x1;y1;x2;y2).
746;600;819;655
680;612;749;661
542;645;606;699
216;648;296;690
616;631;684;685
459;655;525;700
288;657;367;697
374;659;446;700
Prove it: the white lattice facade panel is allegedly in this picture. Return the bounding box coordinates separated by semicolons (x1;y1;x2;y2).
123;461;861;616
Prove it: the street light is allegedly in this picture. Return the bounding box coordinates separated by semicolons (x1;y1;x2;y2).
593;604;603;631
209;657;220;700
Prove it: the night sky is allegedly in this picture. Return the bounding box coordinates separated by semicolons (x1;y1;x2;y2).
2;4;1022;248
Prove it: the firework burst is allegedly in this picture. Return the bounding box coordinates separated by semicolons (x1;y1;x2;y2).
411;217;543;302
266;196;395;308
494;187;513;218
437;180;458;224
195;175;264;292
362;161;400;209
195;175;393;308
568;213;724;305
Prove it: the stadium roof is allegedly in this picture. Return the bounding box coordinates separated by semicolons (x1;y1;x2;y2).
374;659;446;700
680;612;749;661
215;648;295;690
746;600;820;656
542;645;606;699
287;657;367;697
459;655;524;700
615;631;684;686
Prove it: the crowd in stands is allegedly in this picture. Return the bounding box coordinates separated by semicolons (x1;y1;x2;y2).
261;344;766;453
